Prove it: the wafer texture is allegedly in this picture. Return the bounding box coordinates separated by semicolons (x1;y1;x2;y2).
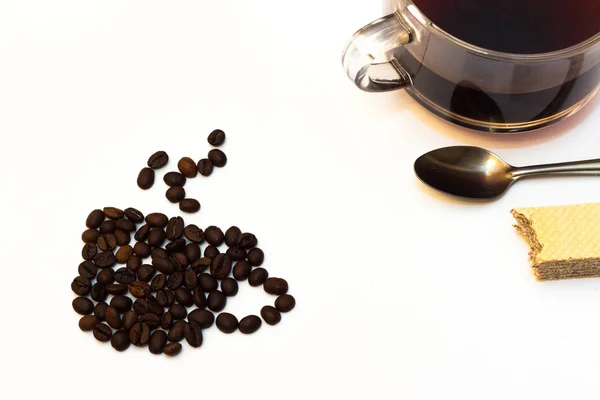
512;203;600;281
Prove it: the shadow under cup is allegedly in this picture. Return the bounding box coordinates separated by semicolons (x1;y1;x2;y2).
342;1;600;133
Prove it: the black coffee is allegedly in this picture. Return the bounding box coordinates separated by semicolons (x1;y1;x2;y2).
413;0;600;54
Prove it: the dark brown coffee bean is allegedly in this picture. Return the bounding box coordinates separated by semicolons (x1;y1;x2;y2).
169;253;188;270
148;228;166;247
91;282;108;301
139;313;160;329
196;158;213;176
163;342;182;356
106;284;128;296
260;306;281;325
81;242;97;260
205;226;224;246
148;150;169;169
152;247;169;259
216;313;238;333
157;289;175;307
111;330;130;351
114;229;131;246
105;306;122;329
164;171;186;187
134;224;150;241
226;246;246;261
82;228;101;244
179;199;201;213
133;241;151;258
115;218;136;232
174;287;193;307
249;268;269;287
211;254;232;280
177;157;197;178
124;207;144;223
97;233;117;251
167;272;183;290
224;226;241;247
122;310;138;331
233;260;251;281
130;281;151;298
238;232;258;249
94;251;116;268
103;207;124;220
94;301;108;320
93;323;113;342
158;312;172;329
166;217;184;240
247;248;264;266
133;299;150;315
264;278;289;295
72;297;94;315
86;209;105;229
168;304;187;320
146;213;168;228
208;149;227;167
71;276;91;296
184;224;204;243
199;273;218;292
221;278;238;296
191;257;212;273
97;268;115;285
184;321;203;347
166;238;186;253
184;269;197;290
168;320;186;342
275;294;295;312
116;245;134;264
130;323;151;346
149;330;168;354
239;315;261;334
137;264;156;281
99;220;116;234
207;129;226;146
151;274;167;291
204;245;220;259
137;167;155;189
192;288;207;308
79;315;99;331
127;255;142;272
166;186;186;203
207;290;227;312
110;295;133;313
78;261;97;280
188;309;214;329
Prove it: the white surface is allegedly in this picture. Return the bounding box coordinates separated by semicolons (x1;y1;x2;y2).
1;1;600;399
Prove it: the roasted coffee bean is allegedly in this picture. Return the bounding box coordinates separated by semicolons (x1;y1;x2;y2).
166;272;183;290
152;247;169;259
116;245;134;264
105;306;122;329
111;330;130;351
86;209;105;228
156;289;175;307
179;199;200;213
163;342;182;356
181;244;199;263
264;278;289;295
124;207;144;223
168;304;187;320
72;297;94;315
174;287;193;307
188;309;214;329
275;294;295;312
147;297;163;316
166;238;186;253
137;167;155;189
199;273;218;292
93;323;113;342
197;158;213;176
149;330;168;354
233;260;251;281
167;320;186;342
225;226;241;247
115;218;136;233
216;313;238;333
99;220;116;234
208;149;227;167
166;217;184;241
130;323;151;346
94;301;108;321
226;246;246;261
239;315;261;334
114;229;131;246
249;268;269;287
146;213;168;228
133;299;150;315
178;157;198;178
192;288;207;308
127;255;142;272
148;150;169;169
82;228;101;244
166;186;186;203
184;224;204;243
103;207;124;220
113;267;135;285
169;253;188;270
207;290;227;312
78;261;97;280
151;274;167;291
184;321;203;347
81;242;97;260
94;251;116;269
238;232;258;249
164;171;186;187
211;254;232;280
133;241;151;258
79;315;100;331
205;226;224;246
160;312;174;329
137;264;156;281
184;269;197;290
106;284;128;296
204;245;219;259
122;310;139;331
221;278;238;296
71;276;91;296
191;257;212;273
97;233;117;251
139;313;160;329
260;306;281;325
110;295;133;313
207;129;226;146
97;268;115;285
130;281;151;298
247;248;264;266
134;224;150;241
148;228;166;247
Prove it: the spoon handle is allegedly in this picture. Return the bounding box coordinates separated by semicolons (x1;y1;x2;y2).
511;158;600;178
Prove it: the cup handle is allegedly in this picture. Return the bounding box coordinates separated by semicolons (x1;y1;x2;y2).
342;13;412;92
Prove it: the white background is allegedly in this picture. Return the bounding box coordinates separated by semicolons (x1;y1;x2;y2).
1;1;600;399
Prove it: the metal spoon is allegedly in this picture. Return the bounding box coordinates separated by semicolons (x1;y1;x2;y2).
414;146;600;199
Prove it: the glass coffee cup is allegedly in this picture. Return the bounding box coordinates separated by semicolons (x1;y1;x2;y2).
342;0;600;133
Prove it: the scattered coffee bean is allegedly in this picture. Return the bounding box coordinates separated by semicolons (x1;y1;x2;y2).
188;309;214;329
134;224;150;241
184;269;197;290
205;226;225;246
130;281;152;298
192;257;212;273
122;310;139;331
114;229;131;246
179;198;201;213
137;264;156;281
192;288;207;308
178;157;198;178
163;342;182;356
221;278;239;296
132;242;150;258
157;289;175;307
106;283;128;296
275;294;295;312
79;315;99;331
94;251;116;269
105;306;122;329
115;218;136;232
264;277;289;295
184;224;204;243
112;268;134;285
160;312;174;329
166;186;186;203
97;268;115;285
204;245;220;259
148;296;164;315
111;330;131;351
166;217;184;241
81;243;97;260
72;276;92;296
225;226;241;247
207;290;227;312
81;228;101;244
216;313;238;333
148;151;169;169
103;207;124;220
139;313;161;329
94;301;108;321
152;247;169;259
211;254;232;280
110;295;133;313
149;330;168;354
260;306;281;325
168;304;187;320
124;207;144;223
184;322;203;347
247;248;264;266
233;260;251;281
164;171;186;187
167;320;186;342
199;273;218;292
146;213;169;228
151;274;167;291
72;297;94;315
248;268;269;287
184;243;201;264
127;255;142;272
148;228;166;247
207;129;226;146
166;272;183;290
239;315;261;334
115;245;134;264
175;287;193;307
133;299;150;315
130;323;151;346
78;261;97;280
238;232;258;249
93;323;113;342
208;149;227;167
91;282;108;302
169;252;188;269
97;233;117;252
137;167;155;189
226;246;246;261
197;158;213;176
99;220;116;234
153;258;176;276
86;209;105;229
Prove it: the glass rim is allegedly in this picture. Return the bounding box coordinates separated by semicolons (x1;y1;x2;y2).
403;0;600;61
